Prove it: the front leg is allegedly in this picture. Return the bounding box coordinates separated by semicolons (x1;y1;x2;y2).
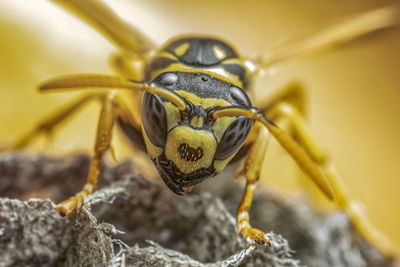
56;93;116;216
237;124;271;245
57;92;137;217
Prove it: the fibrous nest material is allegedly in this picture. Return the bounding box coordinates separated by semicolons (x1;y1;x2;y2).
0;153;394;267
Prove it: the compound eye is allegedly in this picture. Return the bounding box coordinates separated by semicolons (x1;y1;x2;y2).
141;92;167;147
230;86;251;107
214;116;252;160
156;72;178;87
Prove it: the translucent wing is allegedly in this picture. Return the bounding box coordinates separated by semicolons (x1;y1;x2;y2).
53;0;155;55
250;6;400;74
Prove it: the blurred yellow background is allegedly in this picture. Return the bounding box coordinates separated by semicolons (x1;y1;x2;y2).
0;0;399;251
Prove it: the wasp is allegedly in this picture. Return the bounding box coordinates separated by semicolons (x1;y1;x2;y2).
8;0;399;257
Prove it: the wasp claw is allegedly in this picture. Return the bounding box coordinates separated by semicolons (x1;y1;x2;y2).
56;191;86;218
240;227;271;246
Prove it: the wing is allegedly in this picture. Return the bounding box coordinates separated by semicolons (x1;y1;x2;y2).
250;6;400;74
53;0;155;56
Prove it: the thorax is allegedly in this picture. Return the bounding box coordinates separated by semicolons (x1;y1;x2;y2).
145;36;250;91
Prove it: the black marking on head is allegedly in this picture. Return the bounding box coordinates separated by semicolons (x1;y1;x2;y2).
152;72;252;107
178;143;203;162
154;155;216;195
165;37;238;66
141;93;167;147
214;116;252;160
155;157;184;195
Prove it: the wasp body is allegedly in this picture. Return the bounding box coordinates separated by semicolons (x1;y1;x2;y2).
9;0;399;255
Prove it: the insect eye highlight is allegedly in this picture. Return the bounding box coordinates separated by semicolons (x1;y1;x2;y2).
156;72;178;87
230;86;251;107
214;116;252;160
141;93;167;147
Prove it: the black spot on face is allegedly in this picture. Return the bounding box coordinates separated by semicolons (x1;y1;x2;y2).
178;143;204;162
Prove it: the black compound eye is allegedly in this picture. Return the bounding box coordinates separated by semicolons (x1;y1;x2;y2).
156;72;178;87
230;86;251;107
214;117;252;160
141;93;167;147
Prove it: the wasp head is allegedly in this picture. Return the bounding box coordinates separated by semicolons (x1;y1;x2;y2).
141;72;252;194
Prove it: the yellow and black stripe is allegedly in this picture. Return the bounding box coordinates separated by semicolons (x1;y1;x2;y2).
145;36;249;90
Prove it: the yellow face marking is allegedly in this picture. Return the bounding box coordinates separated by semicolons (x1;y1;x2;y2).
190;116;204;128
175;90;231;109
142;127;163;159
213;45;226;60
174;42;190;56
165;126;216;174
164;102;181;131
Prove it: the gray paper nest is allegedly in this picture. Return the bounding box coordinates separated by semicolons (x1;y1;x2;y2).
0;153;393;267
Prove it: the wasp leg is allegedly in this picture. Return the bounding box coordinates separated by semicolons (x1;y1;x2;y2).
237;124;271;246
266;99;398;258
11;94;104;149
57;92;137;217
